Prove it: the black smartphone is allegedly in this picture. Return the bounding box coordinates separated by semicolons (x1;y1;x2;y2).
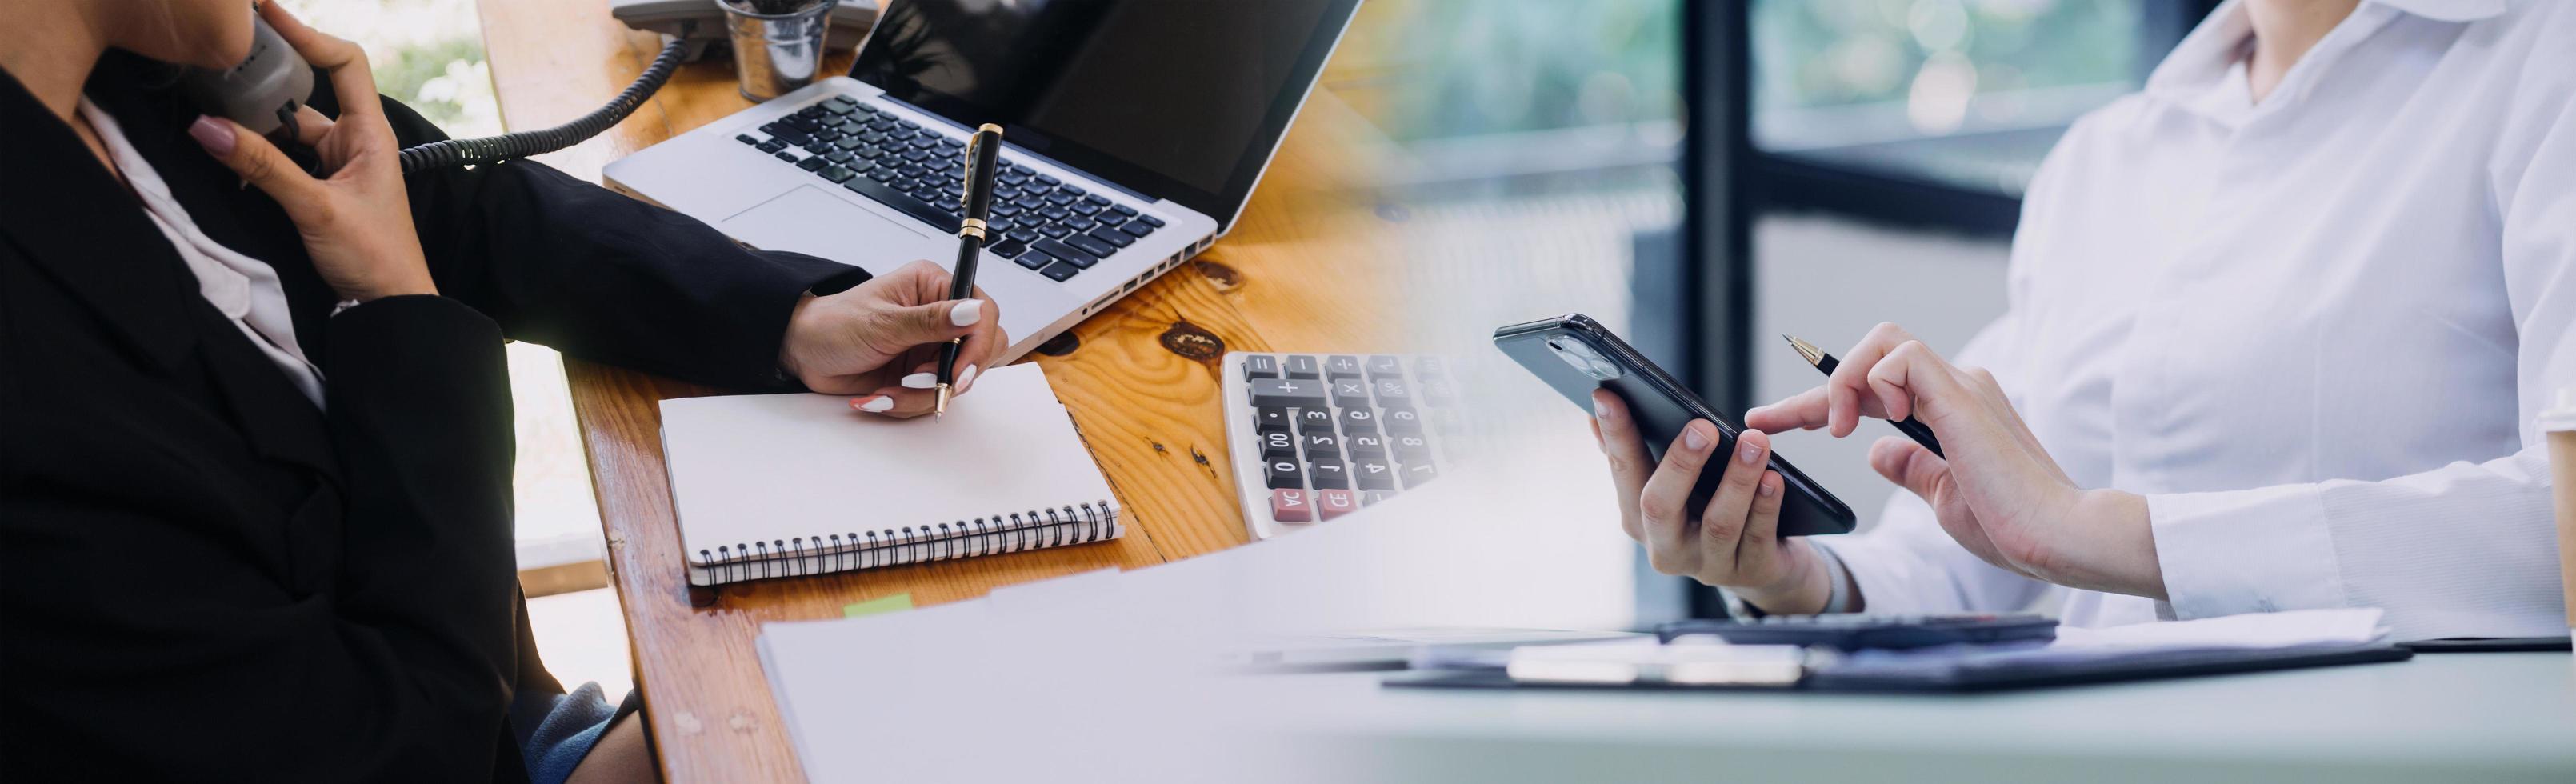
1494;313;1855;537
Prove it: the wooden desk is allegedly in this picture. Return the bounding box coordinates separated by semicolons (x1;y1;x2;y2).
476;2;1399;779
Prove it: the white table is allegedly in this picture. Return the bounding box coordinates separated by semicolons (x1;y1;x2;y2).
1242;652;2576;783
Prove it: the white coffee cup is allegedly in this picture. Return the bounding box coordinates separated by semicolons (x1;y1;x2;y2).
2539;386;2576;638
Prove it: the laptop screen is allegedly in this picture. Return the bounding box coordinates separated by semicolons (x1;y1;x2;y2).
847;0;1362;227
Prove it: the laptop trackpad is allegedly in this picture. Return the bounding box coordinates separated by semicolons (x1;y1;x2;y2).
721;186;932;262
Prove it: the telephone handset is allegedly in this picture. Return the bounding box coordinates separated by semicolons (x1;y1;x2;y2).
177;3;856;172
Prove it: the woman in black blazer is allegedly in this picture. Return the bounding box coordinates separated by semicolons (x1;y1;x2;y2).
0;2;1006;781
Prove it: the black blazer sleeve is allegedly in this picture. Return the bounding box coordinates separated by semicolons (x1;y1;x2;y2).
371;96;870;390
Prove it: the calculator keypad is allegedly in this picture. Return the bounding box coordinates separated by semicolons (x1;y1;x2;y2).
1232;352;1459;534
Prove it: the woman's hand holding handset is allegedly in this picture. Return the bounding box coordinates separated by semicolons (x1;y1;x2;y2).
1591;390;1838;614
187;2;433;304
1595;321;2167;608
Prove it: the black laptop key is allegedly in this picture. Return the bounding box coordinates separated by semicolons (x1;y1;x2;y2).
1039;206;1071;222
1038;261;1082;282
762;125;806;144
1086;227;1134;249
866;166;895;182
736;134;759;145
992;202;1022;218
1036;174;1061;186
1094;211;1127;227
1059;183;1086;196
1064;233;1120;258
986;218;1014;235
1137;214;1166;227
1006;228;1040;243
1250;378;1329;410
825;150;854;165
1037;223;1073;239
988;239;1028;258
1010;164;1036;177
774;151;799;163
911;137;942;150
832;135;865;150
818;165;855;182
1082;194;1110;206
1046;192;1078;206
1015;249;1054;270
801;138;835;154
1245;354;1282;380
1070;202;1102;216
1066;217;1098;232
898;119;921;130
1265;458;1304;490
901;149;930;163
1119;221;1155;238
1306;459;1350;490
1033;238;1100;268
938;137;964;149
839;175;968;231
853;101;878;114
1283;355;1321;379
1112;203;1138;216
756;139;788;153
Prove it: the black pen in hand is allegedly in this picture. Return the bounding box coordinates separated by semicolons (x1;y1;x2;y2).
936;123;1005;421
1782;334;1945;458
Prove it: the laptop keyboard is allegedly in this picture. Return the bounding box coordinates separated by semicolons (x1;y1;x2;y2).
1222;352;1466;540
733;95;1167;283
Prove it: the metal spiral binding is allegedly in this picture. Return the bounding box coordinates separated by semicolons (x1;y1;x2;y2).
694;501;1119;585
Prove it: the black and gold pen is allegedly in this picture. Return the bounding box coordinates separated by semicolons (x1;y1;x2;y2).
1783;334;1945;458
935;123;1005;421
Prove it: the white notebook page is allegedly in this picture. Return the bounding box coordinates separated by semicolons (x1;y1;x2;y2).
659;363;1115;567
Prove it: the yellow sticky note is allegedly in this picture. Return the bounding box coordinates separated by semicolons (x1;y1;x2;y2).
842;593;915;618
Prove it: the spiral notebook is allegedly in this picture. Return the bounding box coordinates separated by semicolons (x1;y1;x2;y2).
658;364;1122;586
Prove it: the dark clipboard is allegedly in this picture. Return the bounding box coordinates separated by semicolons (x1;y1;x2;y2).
1382;644;2414;694
2399;637;2571;653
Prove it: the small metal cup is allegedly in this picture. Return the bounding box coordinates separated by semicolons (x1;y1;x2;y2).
719;0;840;102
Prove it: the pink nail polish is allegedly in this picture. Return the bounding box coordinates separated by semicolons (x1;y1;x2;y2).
187;116;234;157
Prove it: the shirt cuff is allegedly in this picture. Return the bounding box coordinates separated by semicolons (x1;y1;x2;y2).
2147;485;2352;619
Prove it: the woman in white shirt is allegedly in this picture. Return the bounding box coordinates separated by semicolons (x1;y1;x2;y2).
1592;0;2574;639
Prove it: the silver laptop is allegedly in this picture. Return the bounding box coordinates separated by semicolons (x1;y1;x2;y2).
606;0;1365;362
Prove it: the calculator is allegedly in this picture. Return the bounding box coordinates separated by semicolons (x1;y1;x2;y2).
1221;352;1464;540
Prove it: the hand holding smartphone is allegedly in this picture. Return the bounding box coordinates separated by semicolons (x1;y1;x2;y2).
1495;314;1856;537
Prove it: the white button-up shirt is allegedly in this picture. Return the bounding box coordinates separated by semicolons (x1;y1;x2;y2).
1818;0;2574;639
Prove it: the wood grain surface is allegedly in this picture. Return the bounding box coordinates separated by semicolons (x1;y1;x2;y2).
475;2;1402;780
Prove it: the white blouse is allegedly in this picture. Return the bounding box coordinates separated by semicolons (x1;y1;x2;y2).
79;98;325;406
1817;0;2575;639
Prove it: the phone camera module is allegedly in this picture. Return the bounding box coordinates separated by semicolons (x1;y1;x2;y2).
1546;336;1624;381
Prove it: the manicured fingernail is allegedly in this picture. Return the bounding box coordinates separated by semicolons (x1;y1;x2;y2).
902;372;935;389
1739;442;1762;464
950;299;982;326
1683;426;1710;452
187;116;234;157
957;365;978;387
1758;478;1778;498
854;396;894;412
